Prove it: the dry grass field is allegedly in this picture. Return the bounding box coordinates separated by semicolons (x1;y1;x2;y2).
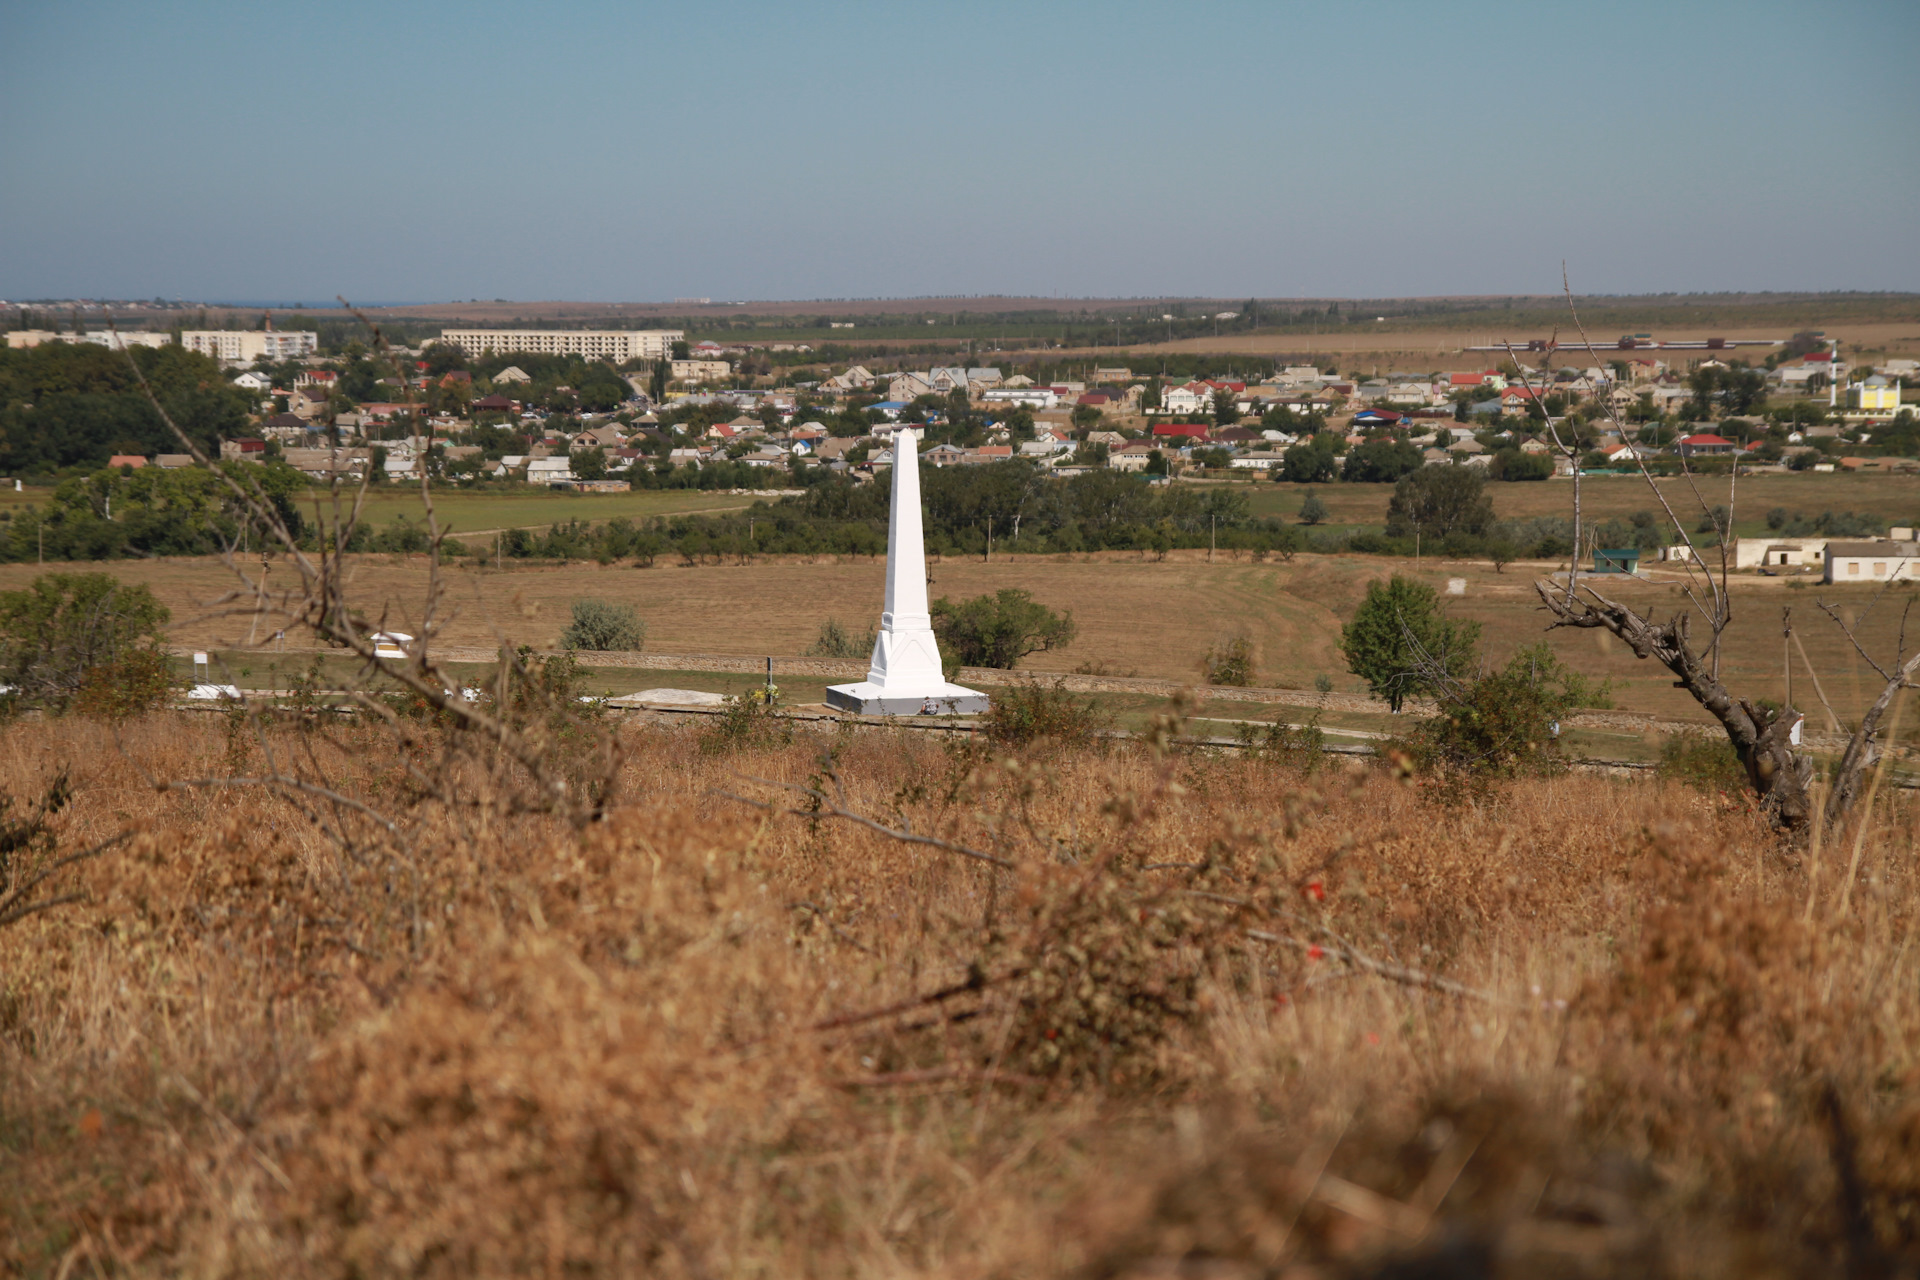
9;545;1920;728
1121;319;1920;369
3;709;1919;1277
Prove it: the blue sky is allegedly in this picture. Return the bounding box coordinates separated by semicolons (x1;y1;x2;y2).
2;0;1915;302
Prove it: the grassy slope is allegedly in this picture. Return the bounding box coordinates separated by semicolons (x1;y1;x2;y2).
3;718;1916;1274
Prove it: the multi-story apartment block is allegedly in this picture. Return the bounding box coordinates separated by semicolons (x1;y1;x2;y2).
82;330;173;350
180;329;320;362
439;329;683;364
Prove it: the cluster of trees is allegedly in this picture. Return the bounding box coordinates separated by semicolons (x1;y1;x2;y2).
0;460;307;562
1339;575;1610;775
0;342;250;475
0;572;174;717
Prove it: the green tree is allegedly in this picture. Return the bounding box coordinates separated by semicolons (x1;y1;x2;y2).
1299;491;1330;525
1341;439;1423;484
1281;439;1338;483
1338;575;1479;713
0;573;172;715
559;599;645;651
572;446;608;481
1385;465;1495;540
1488;449;1553;481
1212;389;1241;426
931;588;1077;671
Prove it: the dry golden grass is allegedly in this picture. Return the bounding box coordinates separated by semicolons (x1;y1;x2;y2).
3;709;1920;1277
1117;319;1920;365
10;547;1920;726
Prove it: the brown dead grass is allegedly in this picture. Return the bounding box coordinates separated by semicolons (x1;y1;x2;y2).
8;546;1920;725
2;711;1919;1277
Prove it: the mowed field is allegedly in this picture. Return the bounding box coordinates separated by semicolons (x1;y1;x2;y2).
15;545;1920;727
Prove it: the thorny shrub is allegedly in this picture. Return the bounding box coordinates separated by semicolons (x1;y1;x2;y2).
699;686;792;754
1201;632;1257;687
1656;731;1750;792
980;676;1115;751
1234;713;1326;775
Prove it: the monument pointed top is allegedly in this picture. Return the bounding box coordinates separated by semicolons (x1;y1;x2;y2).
824;422;988;716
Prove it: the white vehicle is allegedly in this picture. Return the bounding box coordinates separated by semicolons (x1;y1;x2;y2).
187;684;242;701
371;632;412;659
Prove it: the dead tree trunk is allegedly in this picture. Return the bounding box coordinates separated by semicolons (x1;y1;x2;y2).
1536;580;1813;827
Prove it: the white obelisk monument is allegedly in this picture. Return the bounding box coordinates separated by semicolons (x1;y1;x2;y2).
826;427;989;716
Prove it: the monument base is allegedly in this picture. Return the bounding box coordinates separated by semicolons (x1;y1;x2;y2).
825;681;990;717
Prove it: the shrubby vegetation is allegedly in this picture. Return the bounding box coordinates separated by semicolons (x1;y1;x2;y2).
559;600;645;652
805;617;875;659
0;572;172;717
980;678;1114;750
1402;642;1611;779
1201;633;1256;686
930;588;1077;672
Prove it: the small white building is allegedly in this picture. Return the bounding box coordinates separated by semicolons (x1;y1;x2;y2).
1733;536;1828;570
1825;541;1920;584
526;457;575;485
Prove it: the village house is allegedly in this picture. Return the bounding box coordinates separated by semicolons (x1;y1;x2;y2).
820;366;875;394
1825;542;1920;584
1675;432;1737;457
671;359;731;384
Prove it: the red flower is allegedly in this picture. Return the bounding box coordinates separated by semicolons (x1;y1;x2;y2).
1305;881;1325;902
1045;1028;1058;1040
1307;945;1325;961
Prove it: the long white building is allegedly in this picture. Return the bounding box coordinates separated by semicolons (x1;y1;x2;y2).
180;329;320;362
439;328;682;364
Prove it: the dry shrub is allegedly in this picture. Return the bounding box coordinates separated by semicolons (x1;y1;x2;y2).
981;676;1114;751
279;812;837;1277
3;715;1920;1278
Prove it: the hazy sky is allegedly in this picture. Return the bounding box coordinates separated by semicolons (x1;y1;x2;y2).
3;0;1915;303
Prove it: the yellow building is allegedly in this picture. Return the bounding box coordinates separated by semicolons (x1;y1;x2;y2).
1850;375;1902;413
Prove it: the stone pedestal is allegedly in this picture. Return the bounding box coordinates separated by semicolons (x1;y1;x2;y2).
826;429;988;716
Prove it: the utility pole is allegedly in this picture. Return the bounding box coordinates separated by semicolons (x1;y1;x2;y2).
1209;514;1216;563
985;515;993;562
1784;607;1793;709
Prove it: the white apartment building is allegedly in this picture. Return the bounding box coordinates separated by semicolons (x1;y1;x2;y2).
180;329;320;362
82;330;172;350
439;329;682;364
7;329;171;350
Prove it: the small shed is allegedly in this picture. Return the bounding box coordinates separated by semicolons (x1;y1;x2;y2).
1593;548;1641;574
